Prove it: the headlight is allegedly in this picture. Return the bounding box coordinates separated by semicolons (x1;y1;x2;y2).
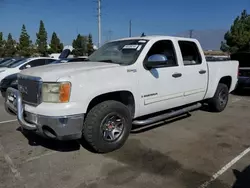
42;82;71;103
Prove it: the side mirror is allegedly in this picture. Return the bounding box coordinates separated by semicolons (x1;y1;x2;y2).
25;64;31;69
145;54;168;69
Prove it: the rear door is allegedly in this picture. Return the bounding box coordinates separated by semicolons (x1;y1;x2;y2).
177;40;208;104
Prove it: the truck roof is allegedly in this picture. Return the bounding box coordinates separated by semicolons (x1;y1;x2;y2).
111;35;199;42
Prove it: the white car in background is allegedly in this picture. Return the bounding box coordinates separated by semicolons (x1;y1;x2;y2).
0;57;57;82
0;48;72;82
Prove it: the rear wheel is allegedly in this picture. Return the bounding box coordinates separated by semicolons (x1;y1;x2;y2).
83;100;132;153
208;83;229;112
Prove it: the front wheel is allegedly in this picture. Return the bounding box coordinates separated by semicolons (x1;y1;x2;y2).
83;100;132;153
207;83;229;112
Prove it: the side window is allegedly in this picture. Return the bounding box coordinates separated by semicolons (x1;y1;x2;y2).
67;59;77;62
178;41;202;65
20;59;46;70
45;59;56;64
68;58;86;62
145;40;178;67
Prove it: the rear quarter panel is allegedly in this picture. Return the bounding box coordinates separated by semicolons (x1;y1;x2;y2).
205;60;239;99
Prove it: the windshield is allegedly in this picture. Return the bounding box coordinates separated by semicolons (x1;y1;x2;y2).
88;39;148;65
6;59;27;68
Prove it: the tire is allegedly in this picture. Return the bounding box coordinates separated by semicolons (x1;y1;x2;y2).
208;83;229;112
83;100;132;153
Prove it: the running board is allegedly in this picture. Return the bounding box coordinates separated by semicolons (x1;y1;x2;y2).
132;103;202;126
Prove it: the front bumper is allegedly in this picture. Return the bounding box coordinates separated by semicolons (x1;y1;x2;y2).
5;87;84;140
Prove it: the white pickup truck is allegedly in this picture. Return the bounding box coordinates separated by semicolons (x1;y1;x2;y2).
4;36;239;153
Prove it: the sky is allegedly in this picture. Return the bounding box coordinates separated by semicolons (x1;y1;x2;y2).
0;0;249;48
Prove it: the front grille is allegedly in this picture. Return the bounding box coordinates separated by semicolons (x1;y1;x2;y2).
18;75;42;106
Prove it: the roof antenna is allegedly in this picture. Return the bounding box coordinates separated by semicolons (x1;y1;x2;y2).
141;32;146;37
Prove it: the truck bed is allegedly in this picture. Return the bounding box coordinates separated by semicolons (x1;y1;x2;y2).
205;60;239;99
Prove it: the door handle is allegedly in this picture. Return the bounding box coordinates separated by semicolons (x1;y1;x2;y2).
172;73;182;78
199;70;206;74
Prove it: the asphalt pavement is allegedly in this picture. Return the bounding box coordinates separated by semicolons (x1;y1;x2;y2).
0;92;250;188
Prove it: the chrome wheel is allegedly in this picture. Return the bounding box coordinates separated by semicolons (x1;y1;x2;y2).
219;89;228;107
101;114;124;142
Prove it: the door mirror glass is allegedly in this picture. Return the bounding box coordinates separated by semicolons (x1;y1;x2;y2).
25;64;31;68
145;54;168;69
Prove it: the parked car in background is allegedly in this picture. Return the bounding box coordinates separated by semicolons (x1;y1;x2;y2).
0;49;72;97
231;52;250;91
0;57;87;97
205;56;230;61
0;73;18;97
4;36;239;153
0;57;57;83
0;58;19;66
51;57;89;64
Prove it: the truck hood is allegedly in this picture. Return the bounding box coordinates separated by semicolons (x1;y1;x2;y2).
19;61;120;81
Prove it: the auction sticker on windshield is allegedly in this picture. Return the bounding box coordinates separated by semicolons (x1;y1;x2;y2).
123;45;139;49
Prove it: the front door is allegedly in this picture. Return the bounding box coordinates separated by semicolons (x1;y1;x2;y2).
138;39;185;117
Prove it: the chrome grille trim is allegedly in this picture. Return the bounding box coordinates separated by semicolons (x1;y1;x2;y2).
17;74;43;106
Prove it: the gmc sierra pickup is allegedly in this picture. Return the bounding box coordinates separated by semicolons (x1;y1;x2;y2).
4;36;239;153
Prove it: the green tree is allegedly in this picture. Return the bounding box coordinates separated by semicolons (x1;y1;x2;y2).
72;34;87;56
4;33;16;57
18;24;32;57
221;10;250;53
87;34;94;55
49;32;64;53
0;32;5;57
36;20;48;56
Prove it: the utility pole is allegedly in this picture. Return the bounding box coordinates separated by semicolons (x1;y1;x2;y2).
189;29;193;38
129;20;132;37
105;29;113;41
98;0;101;48
108;30;113;41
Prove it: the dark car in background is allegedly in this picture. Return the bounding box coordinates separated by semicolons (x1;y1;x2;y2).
231;52;250;91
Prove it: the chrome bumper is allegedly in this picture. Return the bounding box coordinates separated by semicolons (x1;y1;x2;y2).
5;87;84;140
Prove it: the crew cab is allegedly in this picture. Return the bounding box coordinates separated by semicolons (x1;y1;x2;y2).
4;36;239;153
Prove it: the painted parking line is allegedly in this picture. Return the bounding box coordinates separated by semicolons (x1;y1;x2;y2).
231;98;241;103
0;119;17;124
198;147;250;188
0;141;22;181
24;151;58;163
